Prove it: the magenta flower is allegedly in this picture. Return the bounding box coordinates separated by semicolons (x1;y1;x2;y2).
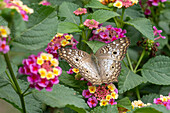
20;10;28;21
87;97;98;108
109;98;117;105
161;0;167;2
149;0;159;6
153;26;166;40
73;8;87;16
99;32;109;39
39;0;51;6
82;90;92;98
67;67;74;74
83;19;99;29
145;9;151;15
0;40;10;54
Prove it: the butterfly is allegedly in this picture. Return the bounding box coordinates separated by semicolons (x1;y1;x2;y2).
58;37;130;85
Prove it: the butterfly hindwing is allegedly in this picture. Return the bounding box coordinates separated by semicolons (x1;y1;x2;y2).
95;37;130;61
58;48;102;85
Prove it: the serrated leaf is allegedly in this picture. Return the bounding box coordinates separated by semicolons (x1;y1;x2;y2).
125;18;154;40
0;16;8;26
90;105;118;113
85;0;110;10
59;71;81;88
59;61;70;71
141;56;170;85
33;84;88;109
117;97;132;110
58;2;79;24
0;55;6;75
118;67;147;94
13;4;58;50
125;4;145;19
0;79;42;113
58;22;81;33
141;94;159;104
91;10;120;23
66;105;86;113
159;86;170;95
84;40;105;54
48;0;76;6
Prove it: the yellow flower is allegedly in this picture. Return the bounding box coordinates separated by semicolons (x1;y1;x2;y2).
47;54;53;61
100;99;108;106
107;83;116;91
40;53;48;60
113;1;122;8
38;68;47;78
111;92;118;99
65;35;72;40
131;0;138;4
0;26;10;37
53;68;61;76
46;71;55;80
22;5;34;14
61;39;69;46
72;68;79;73
106;95;112;101
51;58;59;67
56;33;63;37
88;86;96;93
37;57;44;65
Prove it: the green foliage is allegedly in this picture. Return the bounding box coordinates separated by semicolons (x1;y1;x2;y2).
159;86;170;95
125;18;154;40
33;84;88;109
142;56;170;85
85;0;110;10
0;55;6;75
58;22;81;33
118;66;147;94
91;10;120;23
141;94;159;104
90;105;118;113
66;105;87;113
117;97;132;110
13;4;58;50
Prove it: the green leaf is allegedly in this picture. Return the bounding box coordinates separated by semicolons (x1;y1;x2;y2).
0;55;6;75
58;2;79;24
141;56;170;85
48;0;76;6
118;66;147;94
59;71;81;88
141;94;159;104
159;86;170;95
0;79;42;113
91;10;120;23
117;97;132;110
84;40;106;54
66;105;86;113
85;0;110;10
58;22;81;33
59;61;70;71
0;16;8;26
90;105;118;113
33;84;88;109
125;18;154;40
13;4;58;50
125;4;145;19
156;34;168;49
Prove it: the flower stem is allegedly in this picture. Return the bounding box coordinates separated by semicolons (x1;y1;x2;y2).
79;15;83;24
134;50;145;73
86;29;91;40
126;51;133;71
136;87;141;100
120;7;125;28
5;70;17;91
4;53;26;113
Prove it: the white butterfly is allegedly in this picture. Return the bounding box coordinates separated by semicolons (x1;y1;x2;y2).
58;37;130;85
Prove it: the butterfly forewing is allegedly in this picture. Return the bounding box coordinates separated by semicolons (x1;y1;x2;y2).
58;48;102;85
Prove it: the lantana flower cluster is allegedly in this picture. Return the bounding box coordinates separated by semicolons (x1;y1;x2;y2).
45;33;78;59
153;93;170;110
73;8;87;16
19;52;62;91
4;0;34;21
139;0;167;15
0;26;10;54
99;0;139;8
82;83;118;108
132;100;152;109
39;0;51;6
89;25;126;43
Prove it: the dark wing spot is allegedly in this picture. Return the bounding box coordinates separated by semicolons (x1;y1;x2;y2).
106;74;108;76
113;51;117;54
86;71;88;73
76;58;79;61
112;66;114;68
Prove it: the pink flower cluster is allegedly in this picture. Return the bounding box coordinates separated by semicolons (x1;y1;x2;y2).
39;0;51;6
73;8;87;16
153;93;170;110
19;52;62;91
83;19;99;29
4;0;33;21
0;26;10;54
45;33;78;59
82;83;118;108
153;26;166;40
89;25;126;43
147;0;167;6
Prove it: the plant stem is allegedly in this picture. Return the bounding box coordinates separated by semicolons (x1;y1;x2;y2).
86;29;91;40
5;70;17;91
4;53;26;113
134;50;145;73
23;86;30;95
113;17;120;28
122;60;129;69
136;87;141;100
120;7;125;28
126;51;133;71
79;15;83;24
